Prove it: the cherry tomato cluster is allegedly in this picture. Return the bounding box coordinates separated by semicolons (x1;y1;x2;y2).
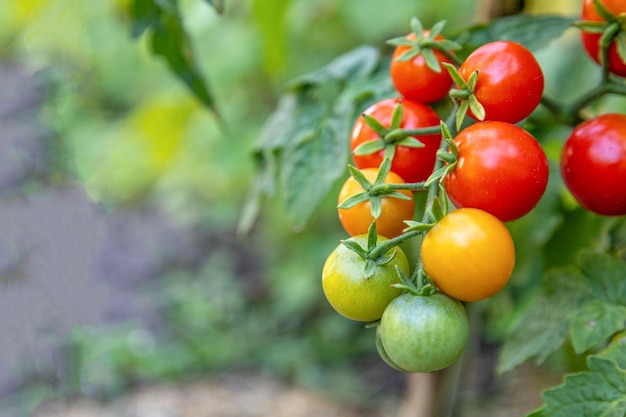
322;2;626;374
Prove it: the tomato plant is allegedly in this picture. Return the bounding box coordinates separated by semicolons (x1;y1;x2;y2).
580;0;626;77
560;113;626;216
456;40;544;123
321;234;409;322
389;32;455;103
350;98;442;184
377;292;469;373
420;208;515;302
444;121;549;222
337;167;415;238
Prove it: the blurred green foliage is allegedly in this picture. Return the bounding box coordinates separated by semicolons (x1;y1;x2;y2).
2;0;626;416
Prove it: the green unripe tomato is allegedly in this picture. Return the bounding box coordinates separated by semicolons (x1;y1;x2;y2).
378;292;469;373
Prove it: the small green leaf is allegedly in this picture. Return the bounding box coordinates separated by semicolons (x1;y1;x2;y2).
288;46;380;90
570;300;626;354
578;251;626;306
374;157;392;185
429;197;445;222
421;48;442;73
396;136;425;149
574;20;609;34
395;48;420;62
468;94;486;121
341;239;368;259
593;0;618;23
362;113;390;137
454;15;578;58
403;221;434;232
376;249;398;266
348;164;374;191
390;102;404;130
353;139;387;156
429;20;447;39
383;143;397;161
425;165;448;187
337;192;370;209
456;100;470;131
370;196;382;219
497;268;591;374
442;62;467;89
410;17;425;38
367;222;378;251
385;191;413;201
616;32;626;63
530;356;626;417
364;259;377;279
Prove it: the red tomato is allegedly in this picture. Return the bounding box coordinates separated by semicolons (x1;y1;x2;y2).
560;113;626;216
444;121;549;222
350;98;441;184
458;41;544;123
390;32;454;103
580;0;626;77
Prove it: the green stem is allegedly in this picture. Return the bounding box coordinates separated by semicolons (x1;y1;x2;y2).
386;125;442;142
370;182;427;193
568;81;626;123
368;229;424;260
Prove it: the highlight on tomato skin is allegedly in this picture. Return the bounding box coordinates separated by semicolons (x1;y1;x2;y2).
560;113;626;216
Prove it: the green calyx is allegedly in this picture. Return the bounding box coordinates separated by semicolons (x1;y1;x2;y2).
574;0;626;64
340;222;400;279
443;63;486;130
353;102;441;160
337;158;422;219
387;17;462;72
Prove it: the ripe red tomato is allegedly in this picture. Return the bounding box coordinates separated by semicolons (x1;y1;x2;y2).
421;208;515;302
444;121;549;222
337;168;415;238
560;113;626;216
458;41;544;123
390;32;454;103
580;0;626;77
350;98;441;184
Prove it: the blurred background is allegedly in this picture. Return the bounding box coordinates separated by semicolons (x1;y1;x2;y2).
0;0;600;416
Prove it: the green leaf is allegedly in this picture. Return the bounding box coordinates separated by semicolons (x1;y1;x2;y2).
288;46;380;90
370;196;382;219
341;239;368;259
616;32;626;64
396;136;424;149
578;251;626;306
348;164;373;191
421;48;442;73
455;15;578;58
130;0;160;38
497;268;591;374
362;113;389;137
529;356;626;417
280;101;351;226
570;300;626;354
203;0;224;14
468;94;486;121
374;157;392;185
148;2;217;112
252;0;290;73
337;192;369;210
353;139;386;156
